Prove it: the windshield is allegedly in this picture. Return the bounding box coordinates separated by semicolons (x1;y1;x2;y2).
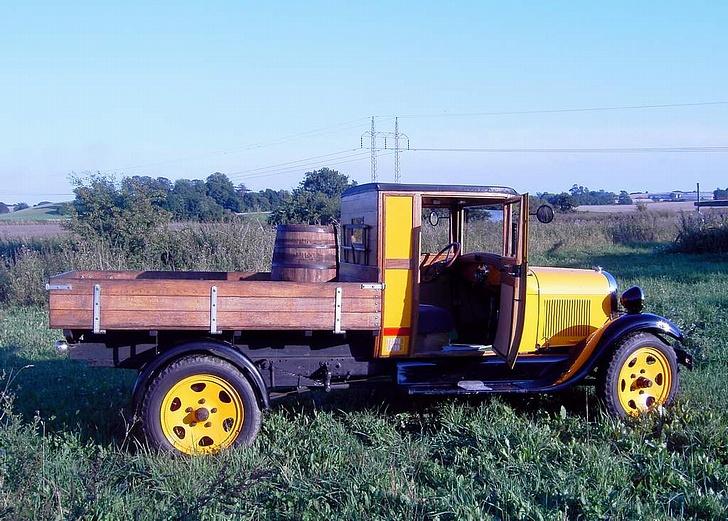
463;205;504;254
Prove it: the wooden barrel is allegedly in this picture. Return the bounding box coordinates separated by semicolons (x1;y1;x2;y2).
271;224;338;282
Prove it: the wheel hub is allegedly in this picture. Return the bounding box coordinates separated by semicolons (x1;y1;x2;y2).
195;407;210;422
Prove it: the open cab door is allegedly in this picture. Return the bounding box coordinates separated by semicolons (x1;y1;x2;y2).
493;194;529;368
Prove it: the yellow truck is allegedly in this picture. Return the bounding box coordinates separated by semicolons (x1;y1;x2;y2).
48;183;691;455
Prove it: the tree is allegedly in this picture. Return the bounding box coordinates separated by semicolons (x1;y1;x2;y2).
617;191;633;205
269;168;356;225
166;179;225;221
714;187;728;200
14;202;30;211
67;173;170;254
0;202;8;214
301;167;354;197
565;185;617;205
239;187;290;212
205;172;241;212
537;191;577;212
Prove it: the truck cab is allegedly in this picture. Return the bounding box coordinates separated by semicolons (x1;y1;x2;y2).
48;183;690;455
340;183;607;366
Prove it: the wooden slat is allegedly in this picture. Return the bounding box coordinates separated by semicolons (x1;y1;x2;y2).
49;277;379;298
49;270;268;281
50;294;379;313
50;309;379;330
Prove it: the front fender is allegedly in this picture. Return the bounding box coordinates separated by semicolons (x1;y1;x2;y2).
548;313;688;390
131;340;270;411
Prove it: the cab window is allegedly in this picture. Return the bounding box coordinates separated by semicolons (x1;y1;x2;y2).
421;207;452;254
463;205;504;255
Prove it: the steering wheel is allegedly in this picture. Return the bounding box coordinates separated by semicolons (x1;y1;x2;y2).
422;242;461;282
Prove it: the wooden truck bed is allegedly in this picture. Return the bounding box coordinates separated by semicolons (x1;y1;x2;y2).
47;271;382;333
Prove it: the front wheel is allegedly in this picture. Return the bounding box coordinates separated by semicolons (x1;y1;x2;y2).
599;332;679;418
140;355;262;455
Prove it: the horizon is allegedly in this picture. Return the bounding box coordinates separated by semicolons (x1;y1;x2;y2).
2;2;727;204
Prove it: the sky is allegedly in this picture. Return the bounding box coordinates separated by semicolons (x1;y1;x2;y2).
1;1;727;203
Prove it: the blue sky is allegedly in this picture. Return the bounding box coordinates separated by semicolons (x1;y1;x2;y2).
1;1;727;203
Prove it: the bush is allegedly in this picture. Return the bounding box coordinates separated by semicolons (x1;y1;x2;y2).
674;212;728;253
609;214;659;244
0;220;277;306
67;174;171;255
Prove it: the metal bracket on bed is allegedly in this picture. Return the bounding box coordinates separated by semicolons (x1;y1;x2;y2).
360;283;384;290
46;283;72;291
333;286;346;334
92;284;105;334
210;285;219;334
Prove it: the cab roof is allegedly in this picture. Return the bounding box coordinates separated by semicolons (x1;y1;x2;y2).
342;182;519;198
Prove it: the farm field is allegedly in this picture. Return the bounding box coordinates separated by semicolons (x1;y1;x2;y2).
0;216;727;520
576;201;697;213
0;222;67;239
0;203;69;222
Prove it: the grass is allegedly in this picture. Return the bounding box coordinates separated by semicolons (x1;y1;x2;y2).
1;214;728;519
0;203;69;222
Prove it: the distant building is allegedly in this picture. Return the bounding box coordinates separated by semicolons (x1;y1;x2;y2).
629;192;653;203
628;190;712;203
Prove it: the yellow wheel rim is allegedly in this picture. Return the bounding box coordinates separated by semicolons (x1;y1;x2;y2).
616;346;672;416
160;374;244;455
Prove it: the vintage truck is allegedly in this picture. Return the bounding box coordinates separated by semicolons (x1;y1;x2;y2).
48;183;691;455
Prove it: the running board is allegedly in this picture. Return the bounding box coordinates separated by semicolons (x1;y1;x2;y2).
396;354;570;391
406;381;531;396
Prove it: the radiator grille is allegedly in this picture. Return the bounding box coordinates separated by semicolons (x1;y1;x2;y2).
542;298;591;345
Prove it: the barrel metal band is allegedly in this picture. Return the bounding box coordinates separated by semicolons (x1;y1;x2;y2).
210;285;219;334
334;286;345;334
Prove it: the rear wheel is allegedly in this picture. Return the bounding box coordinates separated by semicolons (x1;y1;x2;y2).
140;355;261;455
599;333;679;418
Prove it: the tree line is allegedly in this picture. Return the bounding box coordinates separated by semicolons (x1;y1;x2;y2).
534;185;633;211
68;168;356;251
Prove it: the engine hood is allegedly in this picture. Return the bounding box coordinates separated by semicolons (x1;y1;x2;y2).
529;266;616;298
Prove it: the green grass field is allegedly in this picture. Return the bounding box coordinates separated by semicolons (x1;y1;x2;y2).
0;203;69;222
1;238;727;520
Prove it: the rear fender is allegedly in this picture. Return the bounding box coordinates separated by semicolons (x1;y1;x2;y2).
550;313;688;389
131;340;270;411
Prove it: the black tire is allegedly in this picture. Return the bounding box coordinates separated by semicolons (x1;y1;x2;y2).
140;354;262;454
598;332;679;418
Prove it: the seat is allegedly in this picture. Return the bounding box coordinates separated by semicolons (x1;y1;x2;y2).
417;304;454;335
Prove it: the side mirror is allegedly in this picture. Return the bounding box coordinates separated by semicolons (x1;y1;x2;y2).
536;205;554;224
428;211;440;226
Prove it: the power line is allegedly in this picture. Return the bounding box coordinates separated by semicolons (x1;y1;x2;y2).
408;145;728;153
106;117;369;173
390;101;728;119
227;151;370;181
233;152;389;182
226;148;362;177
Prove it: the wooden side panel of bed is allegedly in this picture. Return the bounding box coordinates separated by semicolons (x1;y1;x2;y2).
48;271;381;331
